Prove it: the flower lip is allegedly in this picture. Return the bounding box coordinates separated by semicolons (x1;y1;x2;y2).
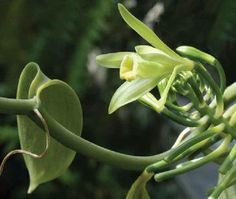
120;55;138;81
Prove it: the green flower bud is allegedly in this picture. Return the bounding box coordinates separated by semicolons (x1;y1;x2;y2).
176;46;215;65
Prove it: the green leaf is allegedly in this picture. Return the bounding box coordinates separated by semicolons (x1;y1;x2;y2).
96;52;135;68
108;78;159;114
17;62;83;193
126;171;153;199
118;4;181;60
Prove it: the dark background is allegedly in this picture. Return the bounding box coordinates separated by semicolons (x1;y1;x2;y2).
0;0;235;198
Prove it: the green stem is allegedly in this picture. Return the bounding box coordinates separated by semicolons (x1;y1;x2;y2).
166;102;193;113
0;97;37;114
155;135;231;182
162;107;199;127
195;63;224;118
165;132;215;162
191;135;224;165
224;82;236;107
139;93;199;127
147;132;222;173
214;60;226;92
187;77;204;105
184;77;236;138
0;96;172;171
219;142;236;174
35;107;172;171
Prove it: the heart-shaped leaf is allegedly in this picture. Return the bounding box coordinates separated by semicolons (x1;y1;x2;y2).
16;62;83;193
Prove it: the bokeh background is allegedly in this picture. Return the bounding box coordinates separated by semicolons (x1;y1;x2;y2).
0;0;235;198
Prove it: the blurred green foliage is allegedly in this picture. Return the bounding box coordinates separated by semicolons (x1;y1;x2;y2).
0;0;235;198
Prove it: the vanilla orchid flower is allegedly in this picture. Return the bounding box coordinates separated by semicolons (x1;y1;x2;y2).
96;4;194;114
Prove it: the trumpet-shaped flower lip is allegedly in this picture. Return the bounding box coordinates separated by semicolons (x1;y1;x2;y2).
120;55;138;81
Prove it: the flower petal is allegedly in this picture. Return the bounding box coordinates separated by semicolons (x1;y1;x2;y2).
109;78;159;114
135;45;178;66
135;45;167;56
137;60;172;79
118;4;181;59
96;52;135;68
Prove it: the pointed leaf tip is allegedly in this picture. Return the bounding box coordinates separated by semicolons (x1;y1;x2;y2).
27;182;38;194
117;3;124;11
117;3;180;59
108;106;114;115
